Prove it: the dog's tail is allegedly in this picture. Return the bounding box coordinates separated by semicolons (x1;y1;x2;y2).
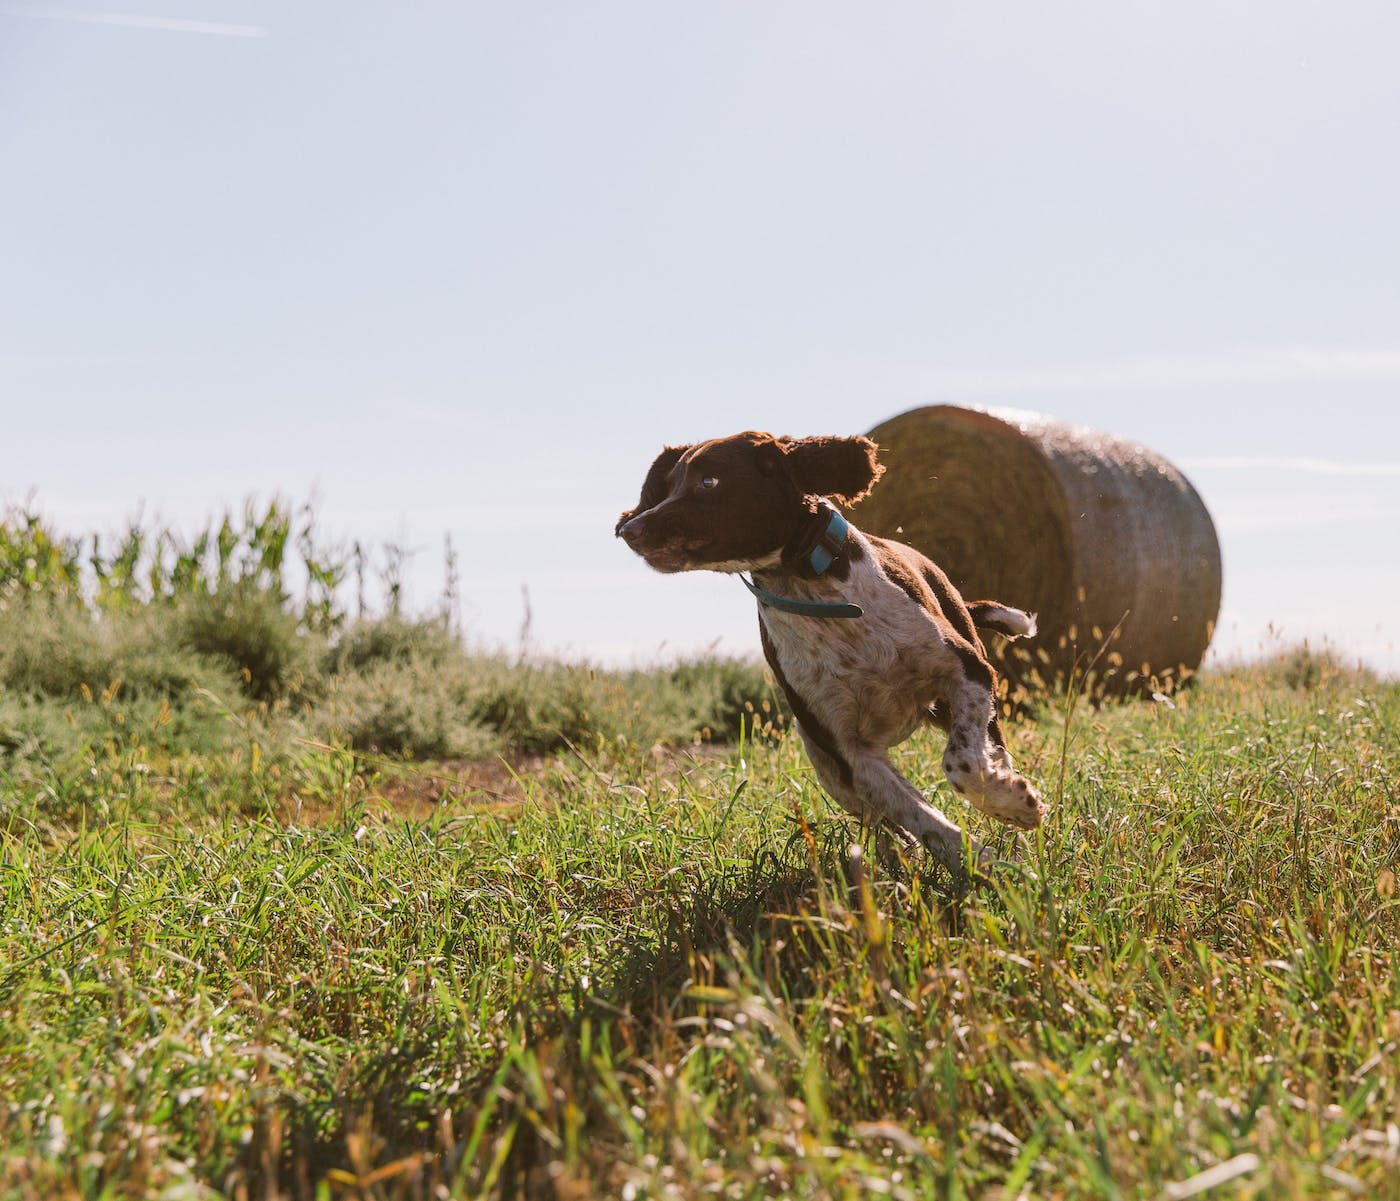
968;601;1037;639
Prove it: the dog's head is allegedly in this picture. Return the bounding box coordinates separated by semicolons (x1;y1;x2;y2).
615;431;884;573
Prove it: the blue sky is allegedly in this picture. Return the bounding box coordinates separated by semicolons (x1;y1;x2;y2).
2;2;1397;673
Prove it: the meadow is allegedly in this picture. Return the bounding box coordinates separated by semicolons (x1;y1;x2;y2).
1;503;1398;1199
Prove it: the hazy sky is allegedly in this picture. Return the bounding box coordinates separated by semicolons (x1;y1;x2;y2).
3;2;1397;673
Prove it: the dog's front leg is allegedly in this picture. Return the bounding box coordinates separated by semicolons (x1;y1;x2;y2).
851;755;995;885
800;731;991;886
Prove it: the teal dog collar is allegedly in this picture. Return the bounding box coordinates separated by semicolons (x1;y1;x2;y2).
740;506;863;619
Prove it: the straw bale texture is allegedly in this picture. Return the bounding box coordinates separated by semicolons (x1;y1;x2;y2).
849;405;1222;695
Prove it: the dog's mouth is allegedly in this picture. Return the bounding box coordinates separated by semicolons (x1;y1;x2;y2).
639;537;712;572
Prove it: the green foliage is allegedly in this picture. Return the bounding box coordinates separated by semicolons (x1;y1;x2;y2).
322;613;461;675
0;507;82;601
3;498;354;620
1266;639;1373;691
0;502;362;747
0;504;785;768
321;658;500;760
0;600;235;703
316;650;780;760
171;582;313;702
661;655;789;742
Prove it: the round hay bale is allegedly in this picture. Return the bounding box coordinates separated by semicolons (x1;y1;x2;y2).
849;405;1222;695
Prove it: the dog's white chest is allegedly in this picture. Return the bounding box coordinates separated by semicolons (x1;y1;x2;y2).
758;556;949;746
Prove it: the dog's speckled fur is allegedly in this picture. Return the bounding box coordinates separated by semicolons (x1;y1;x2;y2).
617;431;1044;885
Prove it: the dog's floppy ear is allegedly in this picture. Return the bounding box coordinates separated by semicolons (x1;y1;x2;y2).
616;444;690;533
777;435;884;505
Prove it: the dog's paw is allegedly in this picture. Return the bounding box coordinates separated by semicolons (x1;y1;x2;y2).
917;832;997;893
968;774;1046;831
1003;784;1047;831
971;843;1000;886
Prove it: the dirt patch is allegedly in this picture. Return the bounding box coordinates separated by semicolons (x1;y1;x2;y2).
360;742;735;822
370;753;549;818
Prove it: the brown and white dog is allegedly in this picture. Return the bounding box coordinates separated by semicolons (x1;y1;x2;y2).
616;431;1045;885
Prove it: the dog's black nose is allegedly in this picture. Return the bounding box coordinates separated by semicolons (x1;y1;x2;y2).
617;515;644;545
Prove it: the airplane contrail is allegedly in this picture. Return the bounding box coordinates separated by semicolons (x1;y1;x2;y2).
0;5;267;38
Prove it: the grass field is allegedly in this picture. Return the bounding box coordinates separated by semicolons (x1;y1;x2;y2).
2;507;1399;1198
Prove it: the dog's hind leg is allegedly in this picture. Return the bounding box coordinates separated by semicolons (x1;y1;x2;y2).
940;681;1045;830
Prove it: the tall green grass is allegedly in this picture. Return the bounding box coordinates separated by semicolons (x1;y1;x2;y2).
2;647;1397;1197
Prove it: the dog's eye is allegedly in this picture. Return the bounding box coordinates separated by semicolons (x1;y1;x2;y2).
699;476;719;491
